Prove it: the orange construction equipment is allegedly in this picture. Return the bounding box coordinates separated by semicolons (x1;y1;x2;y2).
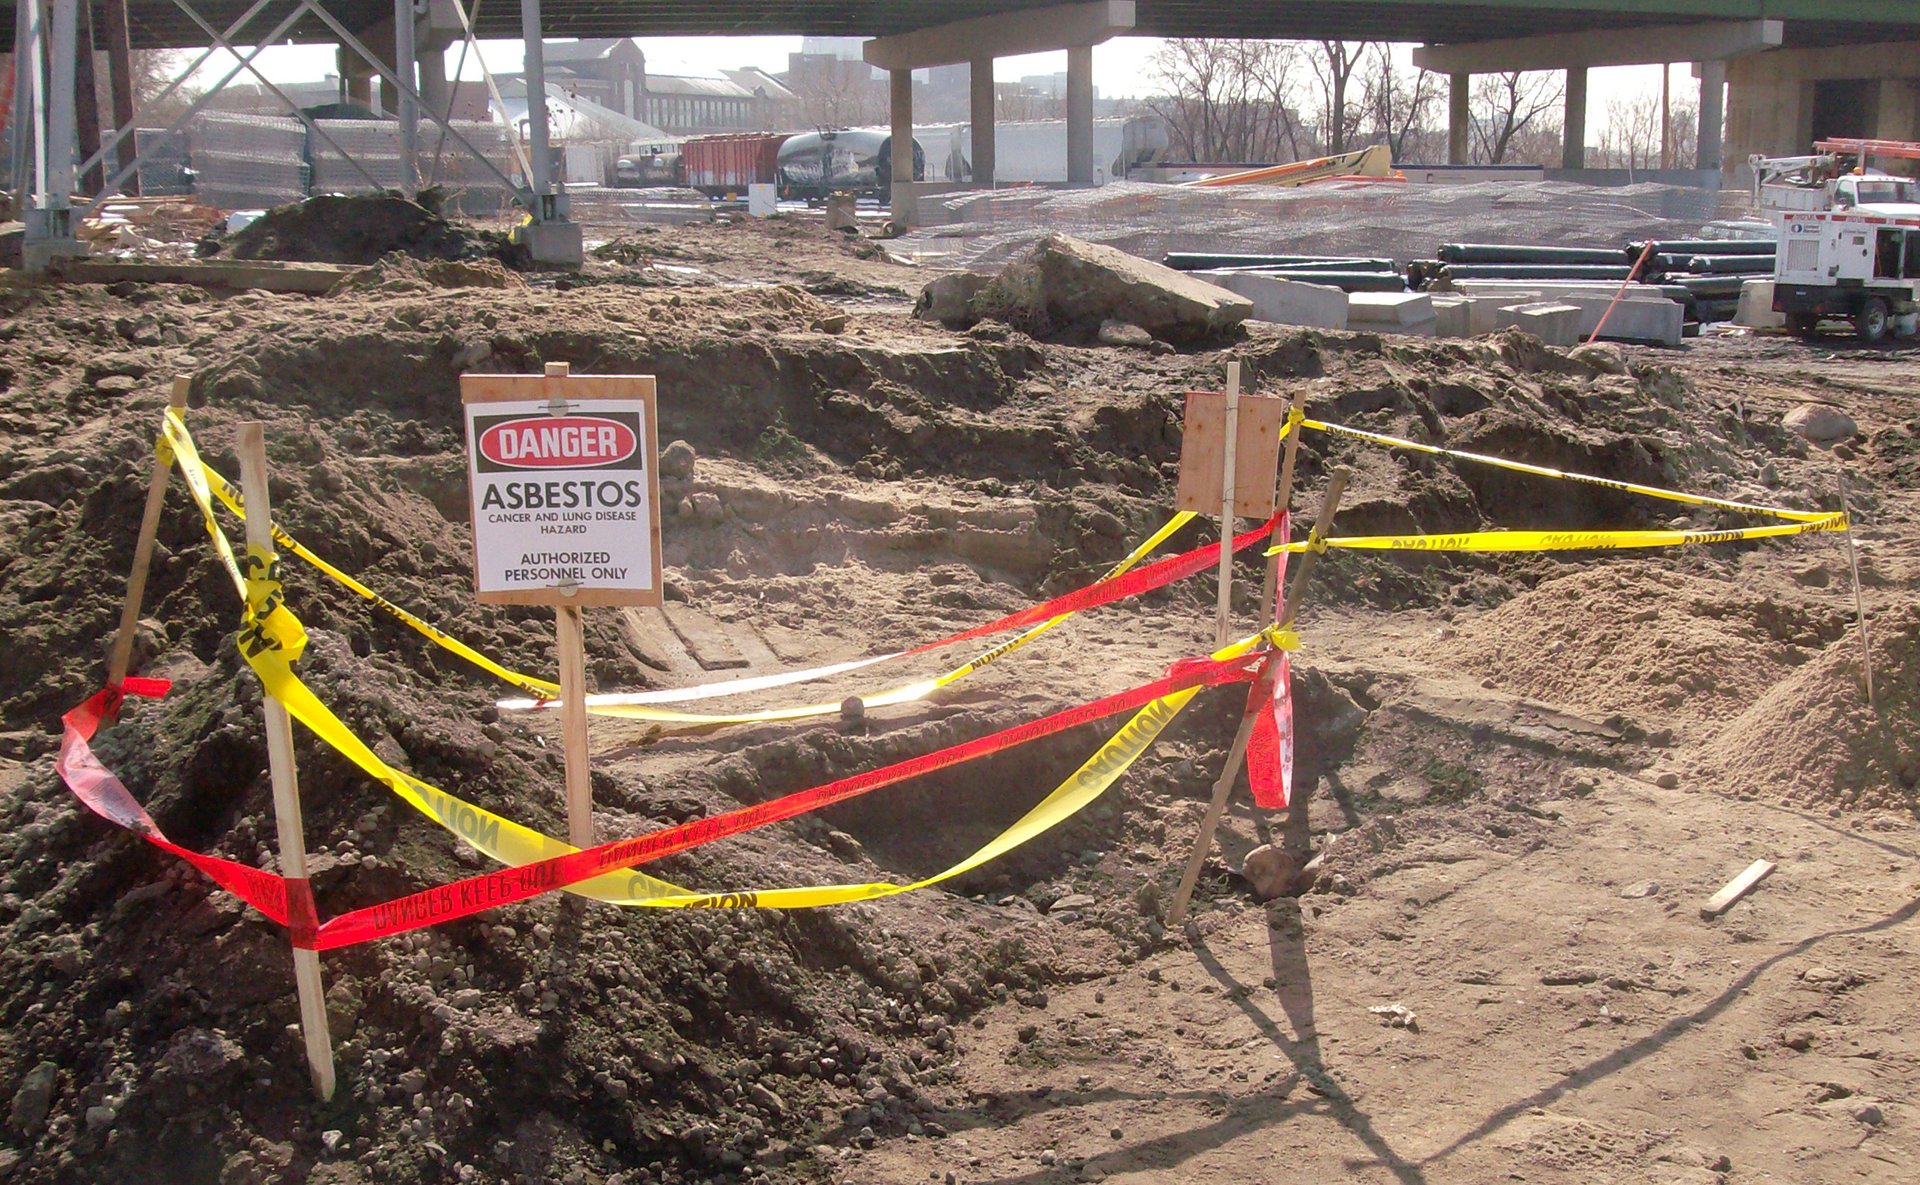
1180;144;1398;188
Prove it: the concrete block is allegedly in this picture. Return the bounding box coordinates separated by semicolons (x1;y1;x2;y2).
1193;271;1349;330
1587;296;1683;346
1430;295;1476;338
1497;301;1582;347
514;221;584;268
1347;291;1432;327
1735;279;1786;330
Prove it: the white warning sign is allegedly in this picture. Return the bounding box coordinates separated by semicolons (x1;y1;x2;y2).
462;371;662;607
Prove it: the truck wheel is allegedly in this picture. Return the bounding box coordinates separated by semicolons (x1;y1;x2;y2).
1785;312;1819;336
1856;298;1890;344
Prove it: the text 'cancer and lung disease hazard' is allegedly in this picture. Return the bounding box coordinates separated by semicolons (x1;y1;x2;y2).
466;404;656;596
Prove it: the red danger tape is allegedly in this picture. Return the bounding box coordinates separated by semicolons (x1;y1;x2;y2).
59;685;295;927
60;650;1268;950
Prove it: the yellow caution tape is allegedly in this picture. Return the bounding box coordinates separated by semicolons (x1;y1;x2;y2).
164;412;1243;910
198;462;563;699
1268;515;1847;556
163;413;694;902
1302;418;1834;524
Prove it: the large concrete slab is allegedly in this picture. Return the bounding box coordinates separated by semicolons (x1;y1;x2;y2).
1193;271;1349;330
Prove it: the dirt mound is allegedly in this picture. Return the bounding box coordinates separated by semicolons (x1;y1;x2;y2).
203;192;521;267
1696;604;1918;809
328;253;527;296
1427;565;1851;734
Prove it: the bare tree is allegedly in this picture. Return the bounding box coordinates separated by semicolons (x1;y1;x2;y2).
1145;39;1305;163
1360;45;1439;162
1596;91;1662;170
1471;70;1562;164
1305;40;1369;154
788;60;886;130
996;87;1064;123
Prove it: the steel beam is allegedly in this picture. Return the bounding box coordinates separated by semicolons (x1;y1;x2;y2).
101;0;138;192
395;0;420;195
1413;19;1783;74
520;0;555;218
864;1;1134;72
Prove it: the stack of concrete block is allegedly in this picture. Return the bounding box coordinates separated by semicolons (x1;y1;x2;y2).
1449;279;1684;346
1430;294;1498;338
1191;271;1349;330
1346;291;1436;336
1734;279;1786;329
1495;301;1583;347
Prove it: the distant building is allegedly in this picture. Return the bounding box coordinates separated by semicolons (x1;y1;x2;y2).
500;39;786;137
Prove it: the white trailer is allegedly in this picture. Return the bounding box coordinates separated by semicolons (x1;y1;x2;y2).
911;116;1171;185
1772;210;1920;342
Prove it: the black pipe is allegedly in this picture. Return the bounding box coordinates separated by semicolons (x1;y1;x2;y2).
1631;238;1775;258
1674;276;1747;298
1231;270;1409;292
1440;263;1635;281
1438;243;1625;265
1163;252;1391;271
1684;255;1776;274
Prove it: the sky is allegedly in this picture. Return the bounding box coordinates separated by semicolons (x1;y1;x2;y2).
189;34;1682;127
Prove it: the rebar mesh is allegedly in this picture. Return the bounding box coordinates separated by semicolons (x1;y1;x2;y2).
188;113;306;209
899;180;1747;270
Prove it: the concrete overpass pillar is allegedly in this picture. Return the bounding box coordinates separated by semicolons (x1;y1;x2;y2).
1448;72;1470;164
890;67;914;213
1066;43;1094;183
419;47;452;121
970;57;995;187
1562;66;1587;170
1697;57;1726;173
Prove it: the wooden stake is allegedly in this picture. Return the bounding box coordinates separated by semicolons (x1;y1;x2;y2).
107;378;189;688
1167;467;1352;929
1258;386;1309;624
1838;469;1877;716
1214;361;1241;648
555;603;595;848
1700;858;1774;919
237;423;336;1102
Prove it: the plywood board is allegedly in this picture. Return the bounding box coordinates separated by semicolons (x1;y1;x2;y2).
1175;391;1287;518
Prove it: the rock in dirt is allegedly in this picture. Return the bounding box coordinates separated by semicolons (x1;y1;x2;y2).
938;233;1251;341
204;191;520;267
1568;342;1629;375
1782;403;1857;444
915;271;992;328
1241;844;1304;901
9;1062;57;1134
660;439;698;479
1096;319;1166;352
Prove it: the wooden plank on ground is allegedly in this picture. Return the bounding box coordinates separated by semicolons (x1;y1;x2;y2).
1700;858;1775;919
662;604;749;671
49;258;363;294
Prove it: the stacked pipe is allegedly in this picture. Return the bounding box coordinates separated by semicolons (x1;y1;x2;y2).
1161;252;1410;293
1428;240;1775;324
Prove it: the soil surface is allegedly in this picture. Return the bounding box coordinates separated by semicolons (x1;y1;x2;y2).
0;213;1914;1185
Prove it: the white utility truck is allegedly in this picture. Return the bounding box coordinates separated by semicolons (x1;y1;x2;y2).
1772;209;1920;342
1750;138;1920;226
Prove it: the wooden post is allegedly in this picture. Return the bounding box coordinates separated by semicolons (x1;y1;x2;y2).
555;603;595;847
1258;387;1309;624
1838;469;1877;715
237;423;337;1102
1167;467;1351;928
107;378;190;689
1214;362;1241;648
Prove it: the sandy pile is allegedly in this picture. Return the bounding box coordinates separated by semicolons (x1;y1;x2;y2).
1428;565;1849;732
1696;604;1918;810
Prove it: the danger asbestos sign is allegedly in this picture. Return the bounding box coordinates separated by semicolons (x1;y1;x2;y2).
461;371;663;607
